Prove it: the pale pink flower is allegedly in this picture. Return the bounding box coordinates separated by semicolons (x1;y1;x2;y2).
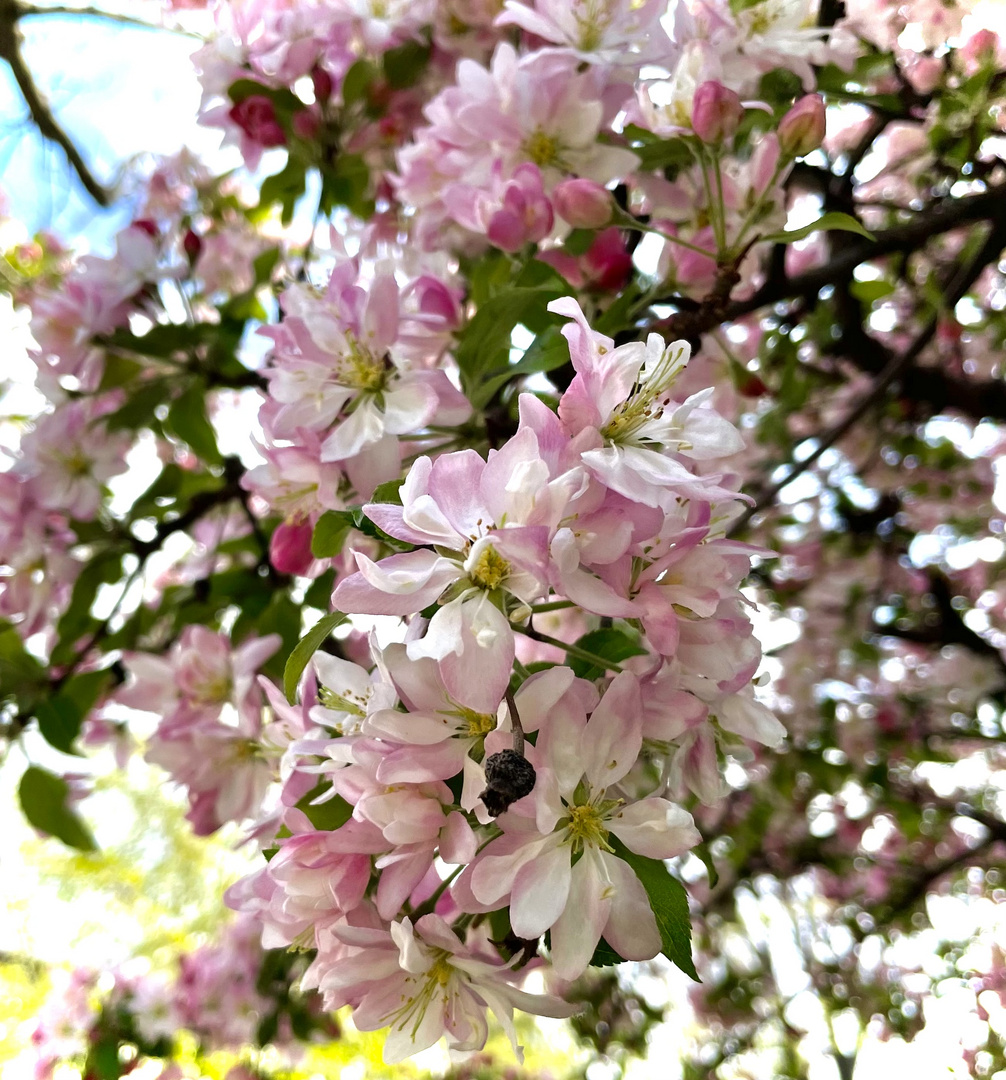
305;913;575;1062
459;672;700;979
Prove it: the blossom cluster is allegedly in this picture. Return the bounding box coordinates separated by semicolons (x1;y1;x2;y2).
28;915;309;1080
214;296;783;1060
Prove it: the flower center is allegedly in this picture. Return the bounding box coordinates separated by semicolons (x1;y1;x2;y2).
468;545;510;591
457;706;496;737
318;685;368;716
338;333;389;392
562;803;612;852
600;340;689;446
523;128;561;168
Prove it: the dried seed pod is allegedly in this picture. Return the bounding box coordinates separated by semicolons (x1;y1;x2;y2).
480;749;536;817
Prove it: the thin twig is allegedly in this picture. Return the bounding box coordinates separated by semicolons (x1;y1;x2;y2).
0;0;111;204
729;217;1006;536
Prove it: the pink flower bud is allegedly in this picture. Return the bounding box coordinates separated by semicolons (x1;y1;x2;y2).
270;519;315;576
132;219;158;239
552;179;612;229
778;95;826;158
961;28;999;73
691;81;744;144
582;228;633;292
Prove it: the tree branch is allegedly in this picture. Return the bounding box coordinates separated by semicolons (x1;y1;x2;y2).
0;0;111;205
652;184;1006;340
729;216;1006;535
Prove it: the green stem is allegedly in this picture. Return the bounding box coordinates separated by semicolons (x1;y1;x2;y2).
530;600;575;613
515;625;623;672
611;208;717;258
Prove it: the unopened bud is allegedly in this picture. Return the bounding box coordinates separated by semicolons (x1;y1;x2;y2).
292;108;321;140
182;229;202;263
691;81;744;144
552;178;612;229
270;519;314;576
778;95;826;158
311;65;334;103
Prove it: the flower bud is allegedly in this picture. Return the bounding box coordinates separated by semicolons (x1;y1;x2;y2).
778;95;826;158
552;178;612;229
691;81;744;144
270;519;314;576
292;108;321;140
182;228;202;263
311;65;334;104
229;94;286;148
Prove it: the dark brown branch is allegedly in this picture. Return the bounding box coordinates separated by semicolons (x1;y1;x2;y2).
0;0;111;205
652;184;1006;340
729;215;1006;535
18;2;201;35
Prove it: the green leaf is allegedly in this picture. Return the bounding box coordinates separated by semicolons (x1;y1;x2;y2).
102;379;171;432
341;58;378;107
0;619;46;697
321;153;372;219
382;36;431;90
296;782;353;831
18;766;97;851
850;278;894;303
311;511;353;558
370;479;404;505
455;287;563;407
165;381;223;465
692;841;720;889
253;247;282;285
97;354;143;391
85;1034;121;1080
51;552;123;667
478;325;571;403
589;937;626;968
762;212;874;244
259;159;308;224
612;839;697;980
304;568;335;610
568;628;647;681
284;611;349;703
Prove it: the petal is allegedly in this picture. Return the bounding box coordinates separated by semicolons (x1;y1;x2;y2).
607;798;701;859
509;840;572;938
597;852;661;962
581;671;643;790
549;848;609;980
333;550;458;616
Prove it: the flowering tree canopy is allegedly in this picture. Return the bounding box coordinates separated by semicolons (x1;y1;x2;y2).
3;0;1006;1076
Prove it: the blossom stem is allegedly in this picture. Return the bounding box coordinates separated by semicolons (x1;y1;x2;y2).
515;626;623;672
529;600;575;613
505;687;525;756
611;207;717;258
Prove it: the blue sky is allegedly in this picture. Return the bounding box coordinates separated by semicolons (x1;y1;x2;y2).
0;6;219;251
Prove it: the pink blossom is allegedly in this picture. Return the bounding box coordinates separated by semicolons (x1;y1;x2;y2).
459;672;700;978
305;912;575;1062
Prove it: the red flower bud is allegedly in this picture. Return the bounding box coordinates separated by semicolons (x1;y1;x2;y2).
182;228;202;263
229;94;286;148
311;65;334;103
